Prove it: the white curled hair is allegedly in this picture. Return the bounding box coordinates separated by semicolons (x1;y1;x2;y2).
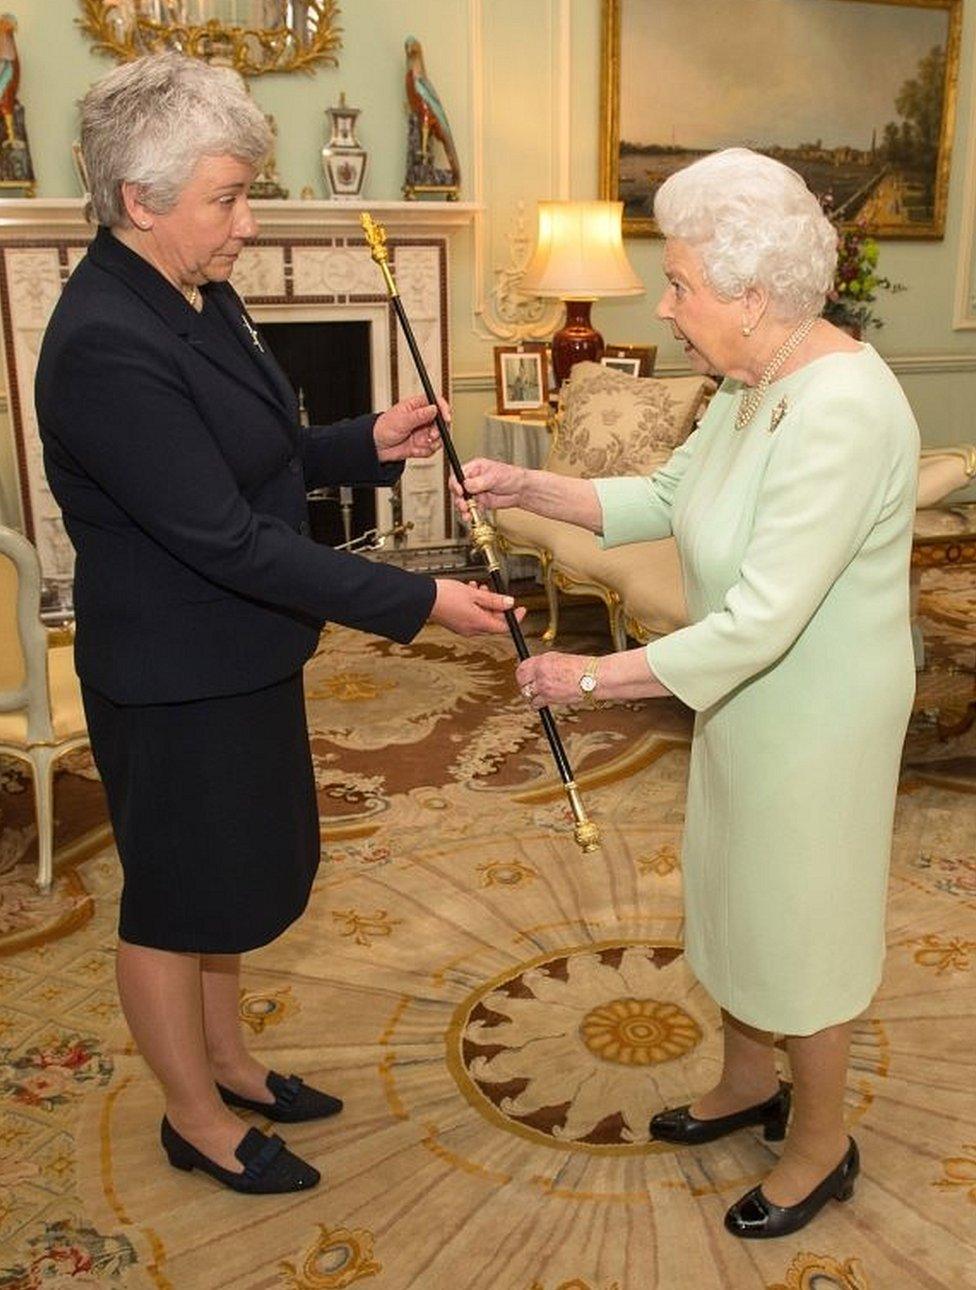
654;148;838;320
80;52;272;228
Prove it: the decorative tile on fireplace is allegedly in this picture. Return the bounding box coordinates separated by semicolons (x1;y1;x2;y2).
0;205;466;574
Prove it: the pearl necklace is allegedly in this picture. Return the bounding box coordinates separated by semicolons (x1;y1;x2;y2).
735;316;817;430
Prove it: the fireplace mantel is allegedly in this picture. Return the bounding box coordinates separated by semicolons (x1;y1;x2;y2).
0;198;481;240
0;199;479;577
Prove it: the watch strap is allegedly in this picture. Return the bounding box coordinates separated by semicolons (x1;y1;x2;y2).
579;656;600;696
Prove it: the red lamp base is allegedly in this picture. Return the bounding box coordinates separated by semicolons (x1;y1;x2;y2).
551;299;604;385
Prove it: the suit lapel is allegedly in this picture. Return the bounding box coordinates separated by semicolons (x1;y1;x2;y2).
86;228;297;430
209;285;299;422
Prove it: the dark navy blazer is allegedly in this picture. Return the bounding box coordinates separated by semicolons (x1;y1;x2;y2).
36;227;436;704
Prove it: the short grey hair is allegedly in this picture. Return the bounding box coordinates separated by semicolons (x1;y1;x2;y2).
80;53;272;228
654;148;838;320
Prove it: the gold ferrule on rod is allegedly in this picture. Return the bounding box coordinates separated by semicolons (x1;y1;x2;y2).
565;780;601;853
466;500;501;573
360;213;399;298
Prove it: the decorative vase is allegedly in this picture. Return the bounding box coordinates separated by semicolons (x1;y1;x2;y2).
321;93;367;200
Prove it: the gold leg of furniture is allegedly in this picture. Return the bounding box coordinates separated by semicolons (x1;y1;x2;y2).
609;598;628;653
541;552;559;646
551;567;623;651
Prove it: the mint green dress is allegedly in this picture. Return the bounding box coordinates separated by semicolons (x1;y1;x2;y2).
594;347;919;1035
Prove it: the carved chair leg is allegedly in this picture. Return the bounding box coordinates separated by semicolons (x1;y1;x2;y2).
609;598;627;653
541;554;559;646
29;744;59;893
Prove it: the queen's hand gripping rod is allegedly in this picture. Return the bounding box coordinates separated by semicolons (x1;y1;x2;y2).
361;213;599;854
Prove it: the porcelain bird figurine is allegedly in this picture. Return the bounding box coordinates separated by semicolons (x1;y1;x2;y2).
404;36;460;196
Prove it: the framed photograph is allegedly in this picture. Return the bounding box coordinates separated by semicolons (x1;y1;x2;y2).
600;0;962;239
601;356;641;376
494;344;550;414
601;343;657;377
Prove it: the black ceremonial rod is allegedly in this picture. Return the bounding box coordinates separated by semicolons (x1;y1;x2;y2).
361;213;600;854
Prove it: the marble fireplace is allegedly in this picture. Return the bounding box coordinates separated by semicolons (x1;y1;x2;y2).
0;198;478;580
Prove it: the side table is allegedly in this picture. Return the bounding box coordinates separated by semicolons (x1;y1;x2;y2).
480;412;551;581
481;412;550;473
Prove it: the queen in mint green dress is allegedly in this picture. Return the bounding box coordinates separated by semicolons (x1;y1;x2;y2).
595;346;919;1036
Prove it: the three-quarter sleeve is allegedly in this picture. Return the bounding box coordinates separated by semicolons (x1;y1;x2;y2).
644;391;909;712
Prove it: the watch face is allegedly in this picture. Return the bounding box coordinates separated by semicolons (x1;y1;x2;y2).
579;674;597;693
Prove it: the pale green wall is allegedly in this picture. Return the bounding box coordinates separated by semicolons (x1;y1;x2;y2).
13;0;476;203
2;0;975;521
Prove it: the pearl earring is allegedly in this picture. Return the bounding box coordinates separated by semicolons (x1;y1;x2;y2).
742;324;753;337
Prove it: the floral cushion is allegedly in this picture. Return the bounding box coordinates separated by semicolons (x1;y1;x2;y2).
547;362;711;479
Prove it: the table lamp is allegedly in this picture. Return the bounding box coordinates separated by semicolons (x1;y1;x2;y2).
520;200;644;385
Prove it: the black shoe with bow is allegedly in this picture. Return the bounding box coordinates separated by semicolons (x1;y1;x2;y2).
160;1117;320;1193
650;1081;791;1146
724;1137;859;1239
216;1070;343;1123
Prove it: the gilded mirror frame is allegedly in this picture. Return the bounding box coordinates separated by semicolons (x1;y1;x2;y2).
77;1;342;77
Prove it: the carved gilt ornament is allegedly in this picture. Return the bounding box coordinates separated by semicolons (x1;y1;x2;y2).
77;0;341;77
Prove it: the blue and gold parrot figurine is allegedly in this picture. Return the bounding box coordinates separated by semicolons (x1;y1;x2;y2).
404;36;460;187
0;13;21;147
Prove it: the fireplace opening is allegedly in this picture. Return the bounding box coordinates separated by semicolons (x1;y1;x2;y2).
261;319;376;548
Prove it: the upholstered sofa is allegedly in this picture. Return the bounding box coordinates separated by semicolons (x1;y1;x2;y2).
494;361;713;649
494;360;975;657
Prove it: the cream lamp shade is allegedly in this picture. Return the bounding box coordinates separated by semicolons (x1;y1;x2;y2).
521;200;644;299
520;200;643;384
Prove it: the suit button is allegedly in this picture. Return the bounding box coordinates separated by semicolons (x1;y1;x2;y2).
288;456;301;474
299;520;310;536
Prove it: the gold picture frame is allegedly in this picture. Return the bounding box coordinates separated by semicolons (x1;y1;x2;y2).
600;0;962;239
77;0;342;78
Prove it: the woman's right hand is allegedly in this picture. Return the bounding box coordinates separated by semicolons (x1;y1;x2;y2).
450;458;527;521
429;578;525;637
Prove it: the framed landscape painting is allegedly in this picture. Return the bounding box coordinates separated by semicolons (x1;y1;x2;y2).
600;0;962;239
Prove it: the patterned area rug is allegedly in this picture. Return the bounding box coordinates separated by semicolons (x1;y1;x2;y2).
1;581;974;1290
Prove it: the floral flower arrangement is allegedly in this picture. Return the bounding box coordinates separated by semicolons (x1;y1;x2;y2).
823;221;906;335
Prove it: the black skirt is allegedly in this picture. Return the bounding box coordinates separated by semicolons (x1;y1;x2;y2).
82;672;320;953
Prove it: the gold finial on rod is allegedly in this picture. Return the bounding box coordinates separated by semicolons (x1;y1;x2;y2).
360;212;398;298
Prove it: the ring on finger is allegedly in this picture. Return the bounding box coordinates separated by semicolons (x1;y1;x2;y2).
522;683;534;700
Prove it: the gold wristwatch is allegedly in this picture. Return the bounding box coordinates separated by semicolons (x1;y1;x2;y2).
578;657;599;698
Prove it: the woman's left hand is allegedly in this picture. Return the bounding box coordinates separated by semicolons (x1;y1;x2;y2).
374;394;449;463
515;652;590;709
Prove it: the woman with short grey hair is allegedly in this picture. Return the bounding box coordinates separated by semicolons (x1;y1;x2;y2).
454;148;919;1239
81;53;272;227
37;52;517;1195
